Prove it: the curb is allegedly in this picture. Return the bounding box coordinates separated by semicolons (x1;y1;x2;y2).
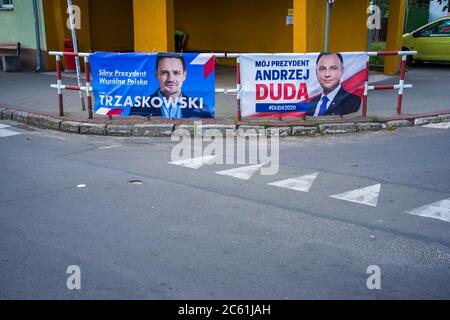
1;107;449;138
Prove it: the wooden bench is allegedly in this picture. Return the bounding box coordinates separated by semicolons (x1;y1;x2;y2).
0;42;21;72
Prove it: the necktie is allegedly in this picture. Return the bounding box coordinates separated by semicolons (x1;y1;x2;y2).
318;96;329;116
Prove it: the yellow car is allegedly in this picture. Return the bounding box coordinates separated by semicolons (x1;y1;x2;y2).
402;16;450;63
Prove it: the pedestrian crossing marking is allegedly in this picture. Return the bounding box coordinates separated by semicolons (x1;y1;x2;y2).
268;173;319;192
330;184;381;207
0;128;22;138
216;164;267;180
406;198;450;223
169;156;217;170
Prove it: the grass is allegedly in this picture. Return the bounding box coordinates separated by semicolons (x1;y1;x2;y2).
369;41;386;65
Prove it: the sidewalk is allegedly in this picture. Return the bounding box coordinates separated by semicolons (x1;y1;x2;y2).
1;64;449;124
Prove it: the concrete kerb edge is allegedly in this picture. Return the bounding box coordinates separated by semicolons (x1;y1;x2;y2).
1;108;450;137
0;107;7;120
414;116;442;126
2;109;15;120
80;123;107;135
12;111;30;125
132;123;175;137
60;121;81;134
28;113;62;130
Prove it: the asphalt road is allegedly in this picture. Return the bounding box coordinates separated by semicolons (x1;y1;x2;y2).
0;121;449;299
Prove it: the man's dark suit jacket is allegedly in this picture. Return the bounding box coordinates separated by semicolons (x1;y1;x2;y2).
307;87;361;116
129;90;213;118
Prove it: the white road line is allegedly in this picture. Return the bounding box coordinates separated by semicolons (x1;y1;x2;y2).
169;156;217;170
330;184;381;207
423;122;450;129
406;198;450;223
0;129;22;138
0;124;12;129
268;173;319;192
216;163;267;180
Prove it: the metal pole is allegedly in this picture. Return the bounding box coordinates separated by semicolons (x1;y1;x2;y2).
397;55;407;115
67;0;86;111
367;0;373;51
362;55;370;118
32;0;41;72
56;55;64;116
236;56;242;122
84;56;93;119
324;1;331;52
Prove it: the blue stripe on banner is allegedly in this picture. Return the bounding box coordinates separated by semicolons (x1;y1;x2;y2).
256;103;310;113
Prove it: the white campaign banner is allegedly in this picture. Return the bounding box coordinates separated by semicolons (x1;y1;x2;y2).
239;53;367;118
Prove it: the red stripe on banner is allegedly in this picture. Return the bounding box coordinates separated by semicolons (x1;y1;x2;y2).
107;109;124;116
247;112;307;119
204;56;215;79
341;68;367;97
203;56;216;79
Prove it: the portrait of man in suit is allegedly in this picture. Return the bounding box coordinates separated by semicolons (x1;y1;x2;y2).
130;52;212;118
307;52;361;117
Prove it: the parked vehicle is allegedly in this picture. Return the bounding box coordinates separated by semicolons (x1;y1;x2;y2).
402;16;450;63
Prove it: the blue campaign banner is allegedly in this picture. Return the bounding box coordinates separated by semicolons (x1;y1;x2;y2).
90;52;215;118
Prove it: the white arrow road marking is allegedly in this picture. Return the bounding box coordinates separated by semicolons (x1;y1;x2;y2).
423;122;450;129
169;156;217;170
268;173;319;192
406;198;450;223
216;163;267;180
0;124;12;129
330;184;381;207
0;129;21;138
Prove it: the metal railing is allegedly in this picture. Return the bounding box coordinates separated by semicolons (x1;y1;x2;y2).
49;50;416;121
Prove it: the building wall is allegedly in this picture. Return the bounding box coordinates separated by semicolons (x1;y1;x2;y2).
405;7;429;33
305;0;327;52
174;0;293;53
0;0;46;49
42;0;91;71
0;0;47;70
294;0;369;53
134;0;174;52
43;0;134;70
328;0;369;52
88;0;134;52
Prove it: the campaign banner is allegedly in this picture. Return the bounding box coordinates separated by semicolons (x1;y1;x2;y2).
90;52;216;118
239;53;367;118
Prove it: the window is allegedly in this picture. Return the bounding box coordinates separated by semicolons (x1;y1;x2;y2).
0;0;13;10
417;20;450;37
434;20;450;36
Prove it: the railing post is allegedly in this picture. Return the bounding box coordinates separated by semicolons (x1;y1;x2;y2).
84;55;93;119
236;56;242;122
362;55;370;118
56;55;64;116
397;54;407;115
